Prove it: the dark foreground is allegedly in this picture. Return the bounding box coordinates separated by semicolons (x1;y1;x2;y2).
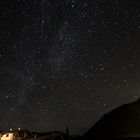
1;99;140;140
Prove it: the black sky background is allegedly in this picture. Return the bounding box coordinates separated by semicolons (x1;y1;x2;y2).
0;0;140;134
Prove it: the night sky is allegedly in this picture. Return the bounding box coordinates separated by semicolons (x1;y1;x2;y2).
0;0;140;135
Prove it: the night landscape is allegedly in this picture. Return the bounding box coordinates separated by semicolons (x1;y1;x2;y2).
0;0;140;140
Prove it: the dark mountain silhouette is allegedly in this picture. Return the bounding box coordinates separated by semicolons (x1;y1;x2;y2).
82;99;140;140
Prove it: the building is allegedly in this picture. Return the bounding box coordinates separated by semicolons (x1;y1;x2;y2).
0;130;31;140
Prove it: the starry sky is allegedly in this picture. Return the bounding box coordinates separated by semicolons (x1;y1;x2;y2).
0;0;140;135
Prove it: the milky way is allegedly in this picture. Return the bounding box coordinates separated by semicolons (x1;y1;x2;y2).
0;0;140;134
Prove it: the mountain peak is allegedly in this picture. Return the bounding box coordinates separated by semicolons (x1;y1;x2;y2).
83;99;140;139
